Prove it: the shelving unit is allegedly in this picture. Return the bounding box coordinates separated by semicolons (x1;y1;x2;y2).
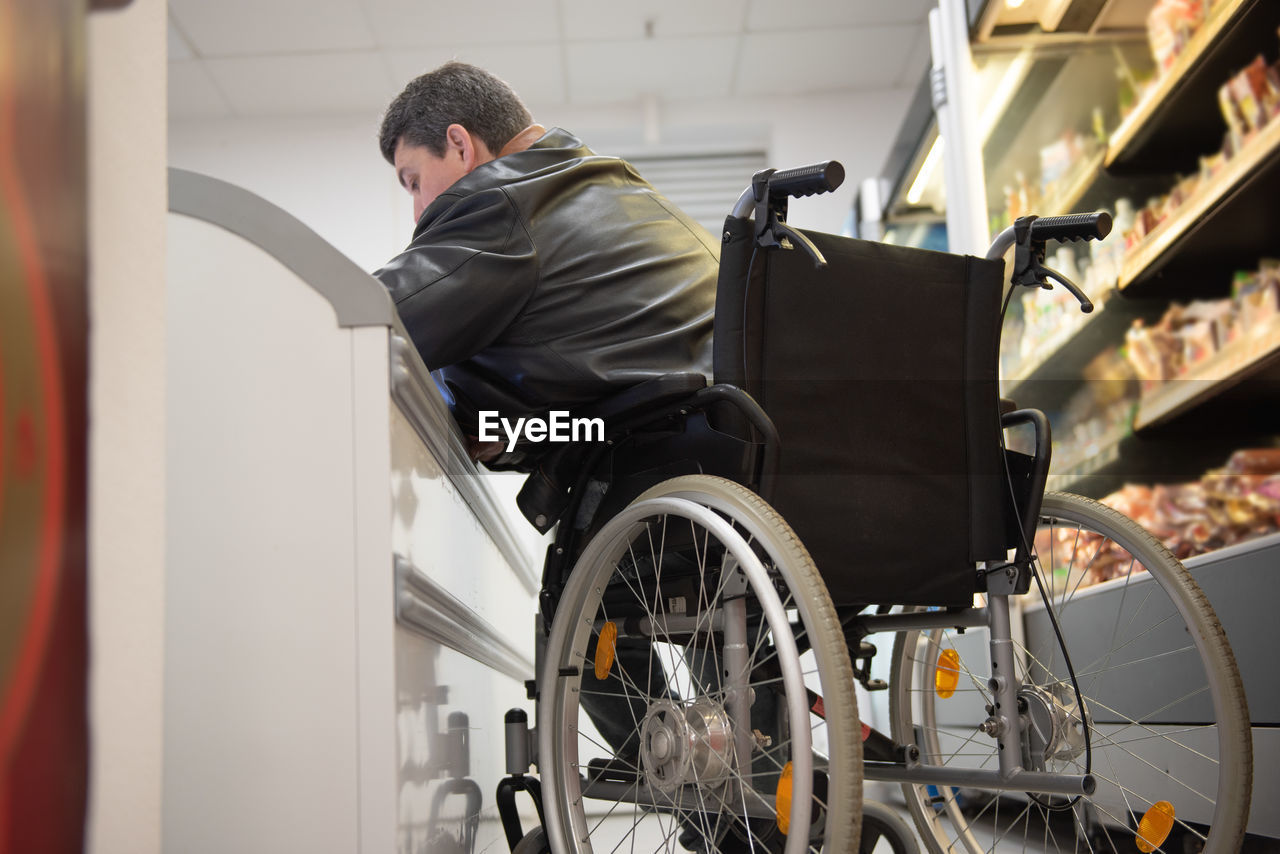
946;3;1280;831
1118;116;1280;295
1106;0;1280;172
1002;290;1161;412
1134;318;1280;429
979;0;1280;509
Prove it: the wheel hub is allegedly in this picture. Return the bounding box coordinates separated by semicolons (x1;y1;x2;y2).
1019;683;1089;768
639;699;734;792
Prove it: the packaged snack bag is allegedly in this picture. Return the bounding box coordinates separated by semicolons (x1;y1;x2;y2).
1234;265;1280;332
1228;57;1269;133
1147;0;1207;73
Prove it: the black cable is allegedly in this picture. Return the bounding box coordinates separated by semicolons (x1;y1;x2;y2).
741;242;761;389
995;276;1092;811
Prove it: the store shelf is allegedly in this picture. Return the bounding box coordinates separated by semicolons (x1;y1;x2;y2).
1105;0;1280;173
1047;421;1131;493
1134;318;1280;430
1045;427;1260;497
1002;291;1160;411
1117;115;1280;295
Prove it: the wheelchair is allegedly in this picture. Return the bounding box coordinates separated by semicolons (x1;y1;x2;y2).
495;163;1253;854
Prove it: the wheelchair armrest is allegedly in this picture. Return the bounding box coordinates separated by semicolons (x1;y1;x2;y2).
516;373;709;534
576;372;708;424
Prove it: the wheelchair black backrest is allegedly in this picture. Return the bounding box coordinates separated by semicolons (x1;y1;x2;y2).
715;216;1011;607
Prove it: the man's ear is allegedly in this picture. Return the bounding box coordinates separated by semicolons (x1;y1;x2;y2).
445;123;494;172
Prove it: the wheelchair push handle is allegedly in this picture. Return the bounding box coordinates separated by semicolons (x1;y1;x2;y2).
731;160;845;218
731;160;846;269
987;211;1113;315
1028;210;1112;244
765;160;846;200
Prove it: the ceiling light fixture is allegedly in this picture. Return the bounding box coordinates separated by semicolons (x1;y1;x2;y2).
1006;0;1026;8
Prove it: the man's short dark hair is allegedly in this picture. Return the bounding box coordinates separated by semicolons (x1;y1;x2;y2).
379;62;533;164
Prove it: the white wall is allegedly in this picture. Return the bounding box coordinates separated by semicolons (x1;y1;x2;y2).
168;88;915;272
87;0;166;852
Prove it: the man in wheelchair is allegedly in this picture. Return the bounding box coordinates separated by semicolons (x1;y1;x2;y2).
373;62;787;850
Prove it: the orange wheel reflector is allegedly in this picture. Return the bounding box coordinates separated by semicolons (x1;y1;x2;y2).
594;621;618;681
775;761;793;835
1136;801;1176;852
935;648;961;699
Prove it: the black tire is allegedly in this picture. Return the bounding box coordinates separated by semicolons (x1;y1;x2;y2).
889;492;1251;854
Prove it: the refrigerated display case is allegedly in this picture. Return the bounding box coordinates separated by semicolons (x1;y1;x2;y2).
865;0;1280;839
970;0;1280;503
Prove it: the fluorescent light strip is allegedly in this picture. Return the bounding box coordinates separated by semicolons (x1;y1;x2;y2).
906;135;944;206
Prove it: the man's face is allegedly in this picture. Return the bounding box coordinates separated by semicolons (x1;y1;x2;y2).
394;137;469;223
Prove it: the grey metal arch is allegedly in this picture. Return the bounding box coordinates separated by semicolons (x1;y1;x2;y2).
167;167;395;328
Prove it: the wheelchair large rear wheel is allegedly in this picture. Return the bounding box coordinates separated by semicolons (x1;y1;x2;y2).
889;491;1251;853
540;475;860;854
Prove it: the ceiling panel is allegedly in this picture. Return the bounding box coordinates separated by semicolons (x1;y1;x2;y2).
169;61;232;120
735;26;919;96
566;36;739;104
746;0;931;31
361;0;560;47
168;0;376;56
559;0;748;41
167;0;932;119
384;44;567;106
205;52;397;116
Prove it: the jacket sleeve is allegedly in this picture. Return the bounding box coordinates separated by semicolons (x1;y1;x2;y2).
374;188;538;370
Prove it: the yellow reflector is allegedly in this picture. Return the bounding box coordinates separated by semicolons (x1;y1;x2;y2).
594;621;618;681
775;761;793;835
935;648;961;699
1136;801;1175;852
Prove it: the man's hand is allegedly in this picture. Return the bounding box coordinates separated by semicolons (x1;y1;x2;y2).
466;436;505;463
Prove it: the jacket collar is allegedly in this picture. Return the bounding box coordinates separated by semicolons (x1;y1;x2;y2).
414;128;593;235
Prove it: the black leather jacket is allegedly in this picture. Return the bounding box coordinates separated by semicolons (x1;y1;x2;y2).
375;129;718;466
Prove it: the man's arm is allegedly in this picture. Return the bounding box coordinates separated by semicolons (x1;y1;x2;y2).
375;188;538;369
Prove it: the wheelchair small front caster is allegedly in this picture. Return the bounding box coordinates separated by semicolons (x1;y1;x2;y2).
512;827;549;854
859;801;921;854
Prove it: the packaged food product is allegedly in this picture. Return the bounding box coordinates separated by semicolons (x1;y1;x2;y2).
1199;150;1227;182
1219;80;1248;145
1084;448;1280;572
1147;0;1207;74
1221;448;1280;475
1180;319;1216;367
1269;60;1280;121
1125;318;1181;383
1227;56;1272;134
1233;264;1280;332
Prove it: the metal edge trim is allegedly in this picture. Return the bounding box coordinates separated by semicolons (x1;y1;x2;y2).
394;555;534;683
167;167;395;328
387;324;541;595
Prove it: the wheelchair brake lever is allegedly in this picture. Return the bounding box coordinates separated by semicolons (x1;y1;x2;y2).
772;220;828;269
1037;264;1094;313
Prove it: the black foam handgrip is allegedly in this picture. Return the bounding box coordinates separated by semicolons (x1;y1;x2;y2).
768;160;845;199
1029;211;1113;243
